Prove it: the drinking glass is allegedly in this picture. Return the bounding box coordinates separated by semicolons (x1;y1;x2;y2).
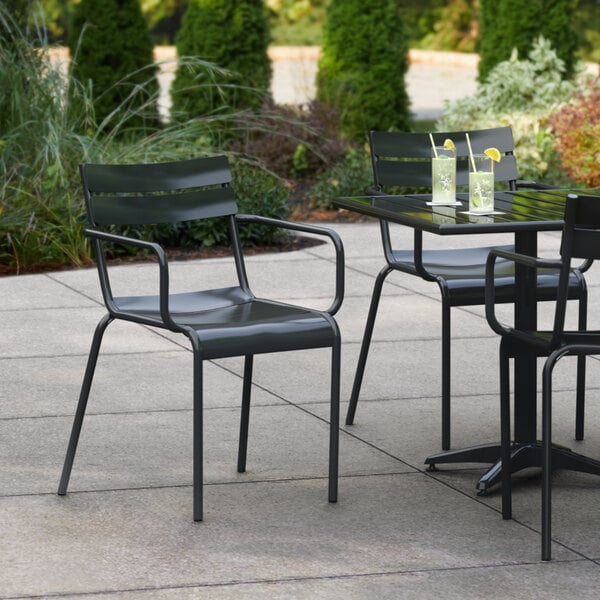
469;154;494;213
431;146;456;204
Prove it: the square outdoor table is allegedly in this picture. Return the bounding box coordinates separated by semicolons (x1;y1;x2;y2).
334;188;600;493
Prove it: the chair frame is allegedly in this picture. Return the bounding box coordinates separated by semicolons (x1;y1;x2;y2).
58;156;344;521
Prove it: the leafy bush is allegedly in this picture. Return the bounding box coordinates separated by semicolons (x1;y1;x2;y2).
308;147;372;210
230;100;349;179
439;37;582;183
171;0;272;118
417;0;479;53
68;0;159;131
550;79;600;188
0;6;91;273
0;4;291;274
479;0;578;82
269;0;326;46
316;0;411;142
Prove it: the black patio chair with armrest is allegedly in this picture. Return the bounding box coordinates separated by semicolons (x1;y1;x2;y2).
345;127;588;452
57;155;344;521
485;193;600;560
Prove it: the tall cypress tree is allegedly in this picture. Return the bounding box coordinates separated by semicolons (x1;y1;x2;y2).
316;0;411;142
68;0;159;131
171;0;272;119
479;0;578;81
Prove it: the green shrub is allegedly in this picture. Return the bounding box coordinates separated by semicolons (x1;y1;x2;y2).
230;100;349;179
0;4;292;274
479;0;578;82
316;0;411;142
269;0;326;46
439;37;582;183
417;0;479;53
308;146;372;210
68;0;159;132
550;78;600;188
171;0;272;119
0;5;91;273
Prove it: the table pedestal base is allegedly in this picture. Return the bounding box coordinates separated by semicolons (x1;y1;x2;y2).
424;443;600;495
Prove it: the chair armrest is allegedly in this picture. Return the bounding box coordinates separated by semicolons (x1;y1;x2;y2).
484;247;562;336
84;229;178;330
235;214;345;315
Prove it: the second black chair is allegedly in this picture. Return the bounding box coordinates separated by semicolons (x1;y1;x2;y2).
346;127;588;451
485;193;600;560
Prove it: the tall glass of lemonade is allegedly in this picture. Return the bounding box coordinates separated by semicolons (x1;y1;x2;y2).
469;154;495;213
431;142;456;204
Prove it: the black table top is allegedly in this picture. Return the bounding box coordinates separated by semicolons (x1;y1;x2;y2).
333;188;600;235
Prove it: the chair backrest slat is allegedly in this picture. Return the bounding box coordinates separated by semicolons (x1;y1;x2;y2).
81;156;237;226
90;188;238;225
369;127;519;191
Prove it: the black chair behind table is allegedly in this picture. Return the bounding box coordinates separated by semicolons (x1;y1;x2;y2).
486;193;600;561
58;155;344;521
346;127;588;452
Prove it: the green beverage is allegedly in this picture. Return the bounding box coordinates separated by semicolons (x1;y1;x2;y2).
469;154;494;213
431;148;456;204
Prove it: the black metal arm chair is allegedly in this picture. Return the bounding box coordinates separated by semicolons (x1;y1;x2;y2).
485;193;600;561
346;127;588;452
58;156;344;521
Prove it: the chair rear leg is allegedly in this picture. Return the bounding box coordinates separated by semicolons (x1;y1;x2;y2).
192;345;204;521
329;338;341;503
58;314;113;496
542;356;556;561
575;291;587;440
346;265;392;425
237;355;254;473
441;301;451;450
499;339;512;520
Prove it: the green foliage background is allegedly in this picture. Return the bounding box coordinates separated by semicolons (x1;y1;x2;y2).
68;0;159;130
316;0;411;141
171;0;272;118
478;0;579;81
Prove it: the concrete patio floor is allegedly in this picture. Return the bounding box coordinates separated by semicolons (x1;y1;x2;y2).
1;220;599;598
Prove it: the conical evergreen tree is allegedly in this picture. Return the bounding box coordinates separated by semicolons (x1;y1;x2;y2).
68;0;159;131
316;0;411;141
479;0;578;81
171;0;272;119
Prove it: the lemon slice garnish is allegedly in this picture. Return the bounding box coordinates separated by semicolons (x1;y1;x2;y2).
484;147;502;162
443;138;456;152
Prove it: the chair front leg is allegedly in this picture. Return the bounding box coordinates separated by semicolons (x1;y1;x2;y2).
542;355;557;561
575;289;587;440
237;355;254;473
346;265;393;425
441;301;451;450
191;341;204;522
499;338;512;520
58;314;113;496
329;338;341;503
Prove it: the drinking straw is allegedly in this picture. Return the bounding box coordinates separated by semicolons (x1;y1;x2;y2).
465;132;477;171
429;133;438;158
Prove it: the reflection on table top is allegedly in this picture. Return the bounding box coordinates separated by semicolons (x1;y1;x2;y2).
333;188;600;235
